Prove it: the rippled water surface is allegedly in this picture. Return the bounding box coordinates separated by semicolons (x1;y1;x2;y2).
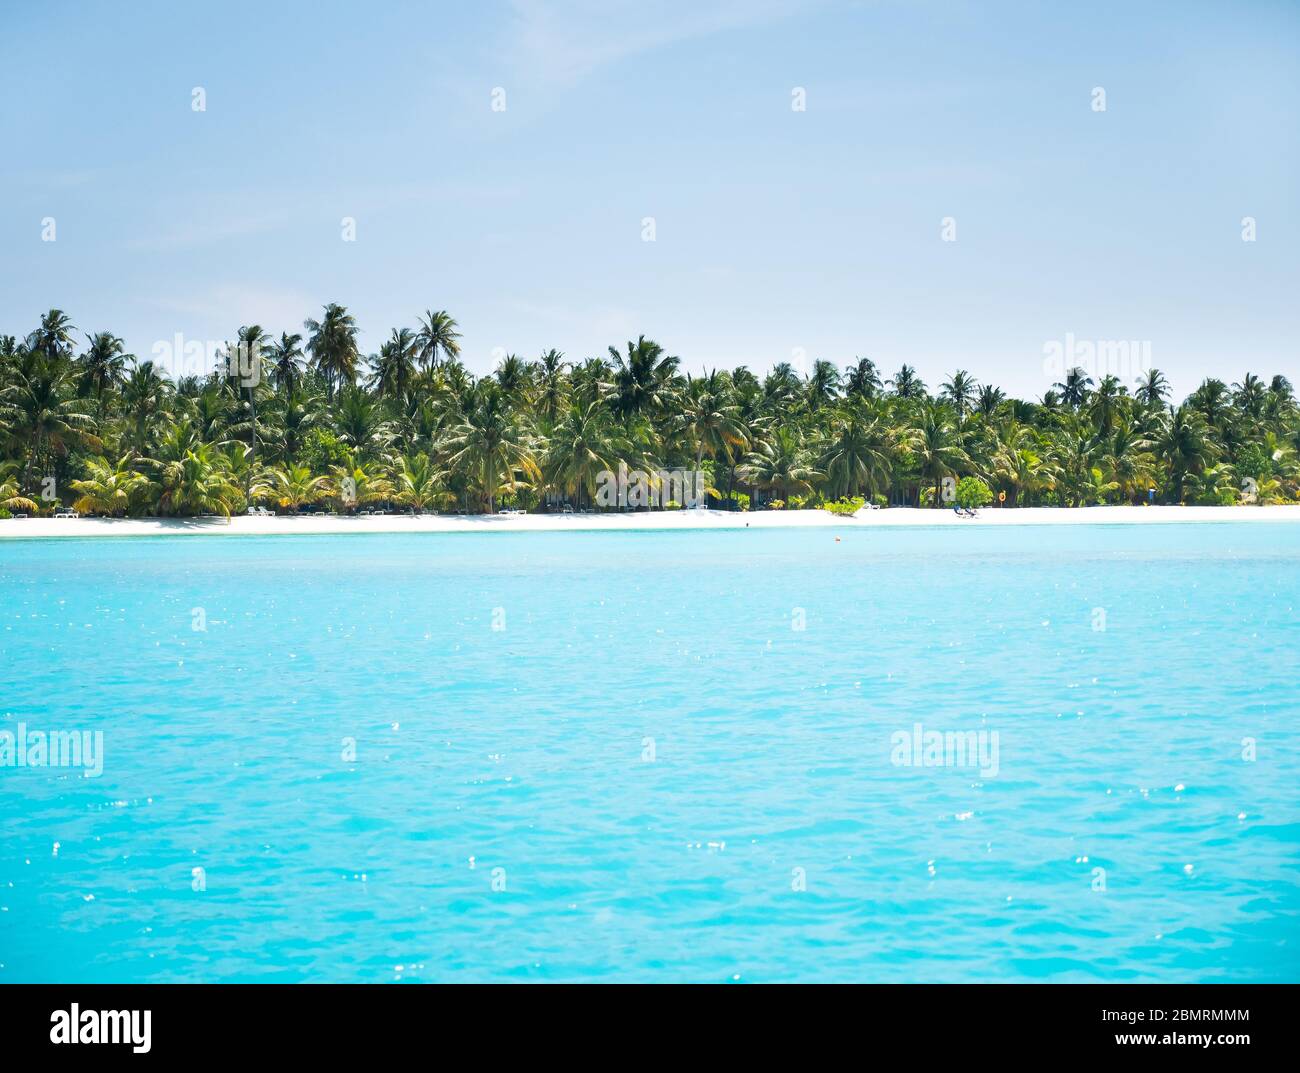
2;524;1298;981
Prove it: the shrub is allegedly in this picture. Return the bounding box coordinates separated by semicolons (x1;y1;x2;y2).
955;477;993;509
823;495;865;516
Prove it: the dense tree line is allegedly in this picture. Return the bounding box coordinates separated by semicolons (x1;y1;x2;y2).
1;306;1296;517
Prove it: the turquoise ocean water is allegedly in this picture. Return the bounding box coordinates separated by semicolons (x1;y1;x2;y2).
1;523;1297;982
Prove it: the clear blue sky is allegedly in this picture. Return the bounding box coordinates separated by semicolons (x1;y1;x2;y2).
2;0;1296;399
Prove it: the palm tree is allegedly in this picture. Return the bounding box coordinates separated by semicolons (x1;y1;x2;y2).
678;372;748;483
1155;405;1216;503
911;404;971;506
940;370;978;423
268;332;305;395
415;310;462;370
78;332;128;404
1052;416;1108;507
32;309;77;362
1055;367;1094;408
0;463;39;513
888;364;926;400
991;422;1052;506
494;353;532;403
805;360;841;411
269;463;329;513
818;407;894;500
1189;378;1233;435
1135;368;1170;407
304;303;360;397
334;384;394;459
975;384;1005;419
532;349;569;427
844;357;882;400
68;454;155;516
763;362;802;409
155;441;242;517
739;428;823;506
1232;372;1267;423
120;360;171;454
542;401;627;509
230;325;270;475
368;328;419;400
608;336;680;422
268;384;324;463
443;382;540;512
330;458;394;512
392;452;450;513
8;359;97;485
1089;374;1125;434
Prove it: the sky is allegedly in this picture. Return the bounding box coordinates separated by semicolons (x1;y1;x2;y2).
1;0;1297;399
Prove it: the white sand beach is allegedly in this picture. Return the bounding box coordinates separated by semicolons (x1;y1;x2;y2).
3;504;1300;539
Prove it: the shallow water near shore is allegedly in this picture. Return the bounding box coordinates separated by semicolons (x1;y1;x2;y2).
2;524;1298;982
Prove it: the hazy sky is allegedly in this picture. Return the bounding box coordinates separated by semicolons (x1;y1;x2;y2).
2;0;1296;398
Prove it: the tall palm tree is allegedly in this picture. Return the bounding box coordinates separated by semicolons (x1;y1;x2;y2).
818;407;894;500
368;328;419;400
911;404;971;506
678;372;748;502
1089;374;1125;434
1135;367;1170;407
231;325;270;476
304;303;360;397
888;364;926;400
542;401;626;509
8;359;97;485
443;381;540;512
1055;367;1094;409
415;309;462;371
78;332;129;404
268;332;305;395
739;428;823;506
608;336;680;422
1155;404;1215;503
975;384;1005;419
33;309;77;362
1102;417;1155;503
494;353;532;404
532;349;569;427
940;370;978;423
805;360;841;412
844;357;882;400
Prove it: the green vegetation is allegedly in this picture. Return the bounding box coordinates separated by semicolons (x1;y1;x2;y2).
822;496;866;516
954;477;994;510
2;307;1297;516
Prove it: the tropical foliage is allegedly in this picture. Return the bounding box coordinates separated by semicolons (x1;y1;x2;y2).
2;306;1297;517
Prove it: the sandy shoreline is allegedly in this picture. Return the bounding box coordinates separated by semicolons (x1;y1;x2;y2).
3;504;1300;539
